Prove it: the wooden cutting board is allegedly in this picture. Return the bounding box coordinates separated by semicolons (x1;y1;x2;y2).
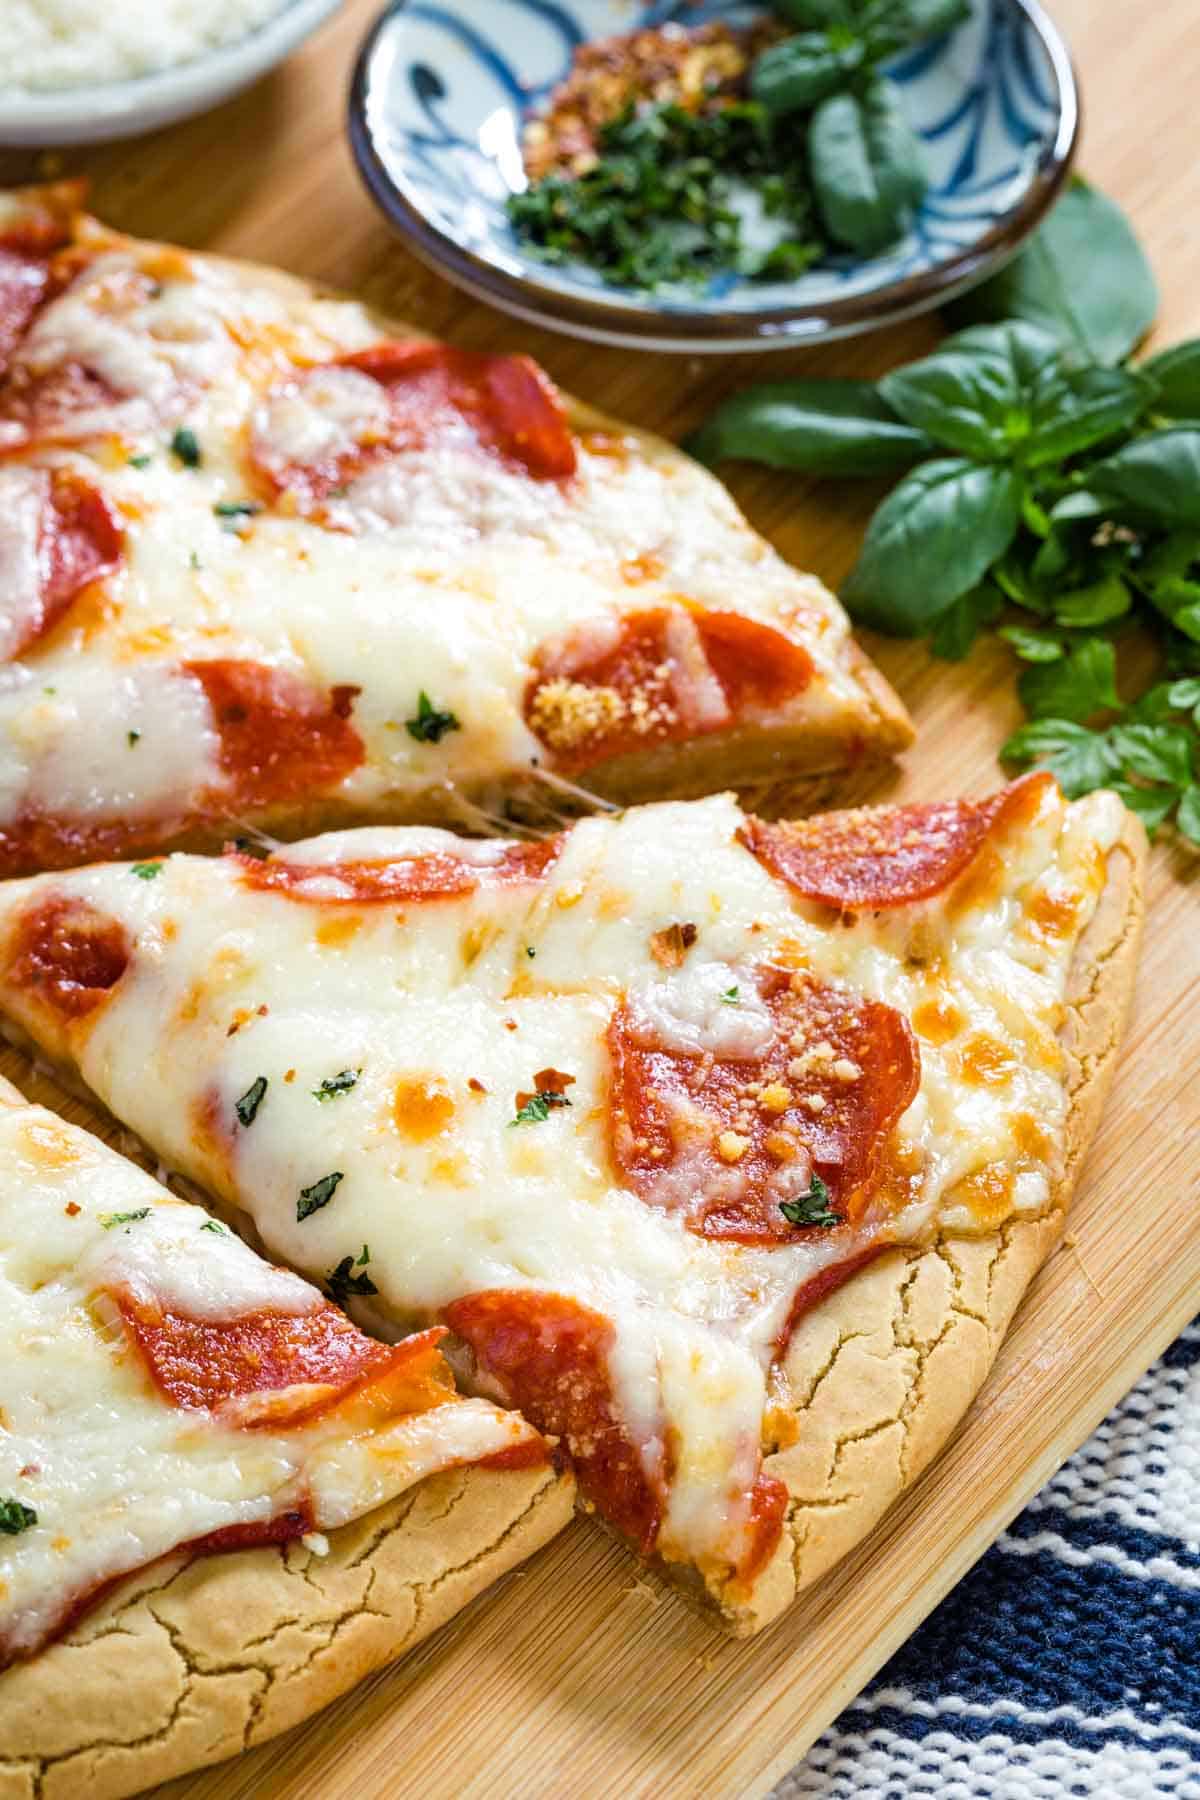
4;0;1197;1793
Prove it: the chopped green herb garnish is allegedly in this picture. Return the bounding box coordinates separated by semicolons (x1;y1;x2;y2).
525;945;537;959
779;1175;839;1230
0;1498;37;1536
298;1170;344;1221
356;1243;370;1265
200;1218;229;1235
214;500;261;532
312;1068;361;1102
326;1249;379;1306
131;862;163;880
508;100;823;291
128;453;152;469
721;985;740;1004
189;550;202;570
42;685;55;695
405;690;461;744
510;1090;572;1127
170;426;202;468
235;1075;268;1127
127;730;141;746
100;1208;152;1229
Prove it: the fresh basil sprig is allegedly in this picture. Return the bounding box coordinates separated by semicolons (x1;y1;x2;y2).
689;184;1200;843
755;0;968;253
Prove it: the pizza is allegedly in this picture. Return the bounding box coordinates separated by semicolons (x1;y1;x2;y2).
0;1073;571;1798
0;773;1144;1646
0;181;911;879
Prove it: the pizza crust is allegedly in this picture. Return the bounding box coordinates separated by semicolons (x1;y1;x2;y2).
710;809;1147;1634
0;1459;573;1800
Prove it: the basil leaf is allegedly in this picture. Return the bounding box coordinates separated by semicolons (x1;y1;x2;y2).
1110;781;1178;834
879;322;1059;460
944;180;1159;365
809;80;926;255
1052;572;1132;627
685;379;933;476
999;623;1066;662
771;0;853;26
1000;719;1119;798
841;458;1021;632
1022;366;1155;466
1140;338;1200;419
1087;427;1200;526
1107;721;1195;788
887;0;970;40
930;583;1002;659
752;33;864;114
1018;639;1120;721
1176;784;1200;843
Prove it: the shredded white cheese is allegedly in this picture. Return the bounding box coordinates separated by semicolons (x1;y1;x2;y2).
0;0;291;95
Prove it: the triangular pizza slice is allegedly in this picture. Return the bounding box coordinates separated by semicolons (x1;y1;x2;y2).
0;1075;570;1793
0;775;1143;1634
0;181;910;878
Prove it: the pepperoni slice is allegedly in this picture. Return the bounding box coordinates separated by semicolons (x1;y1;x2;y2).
608;966;919;1245
741;772;1056;912
186;660;365;812
0;467;123;662
446;1288;787;1577
0;185;78;377
445;1289;663;1554
115;1294;449;1424
250;340;576;514
524;606;813;774
5;896;130;1018
236;836;562;904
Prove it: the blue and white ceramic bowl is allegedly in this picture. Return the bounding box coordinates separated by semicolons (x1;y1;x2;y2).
348;0;1078;352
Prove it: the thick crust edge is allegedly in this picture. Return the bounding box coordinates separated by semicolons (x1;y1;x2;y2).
0;1461;573;1800
711;808;1147;1634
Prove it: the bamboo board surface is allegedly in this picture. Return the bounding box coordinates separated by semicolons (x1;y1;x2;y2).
3;0;1198;1793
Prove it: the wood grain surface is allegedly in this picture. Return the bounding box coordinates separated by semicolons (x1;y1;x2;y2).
3;0;1198;1794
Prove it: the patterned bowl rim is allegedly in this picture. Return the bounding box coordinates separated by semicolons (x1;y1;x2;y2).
347;0;1080;352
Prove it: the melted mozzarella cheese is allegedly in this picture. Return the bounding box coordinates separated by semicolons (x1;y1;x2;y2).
253;364;392;468
79;1205;319;1322
628;959;776;1059
0;468;44;662
0;233;888;840
0;1088;533;1660
22;662;218;822
0;783;1122;1575
5;252;235;445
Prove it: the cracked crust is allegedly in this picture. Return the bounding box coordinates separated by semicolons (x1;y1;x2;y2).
0;1458;573;1800
713;810;1147;1635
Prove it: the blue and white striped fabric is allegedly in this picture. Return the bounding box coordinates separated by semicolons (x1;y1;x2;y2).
778;1323;1200;1798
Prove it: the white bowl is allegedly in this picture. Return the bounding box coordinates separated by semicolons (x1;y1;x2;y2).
0;0;344;147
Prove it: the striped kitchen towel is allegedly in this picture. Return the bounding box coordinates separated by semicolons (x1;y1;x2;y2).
778;1321;1200;1798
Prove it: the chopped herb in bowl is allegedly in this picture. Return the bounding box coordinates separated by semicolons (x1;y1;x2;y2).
507;3;968;291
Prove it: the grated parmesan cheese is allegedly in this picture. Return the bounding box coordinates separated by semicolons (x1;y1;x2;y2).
0;0;291;95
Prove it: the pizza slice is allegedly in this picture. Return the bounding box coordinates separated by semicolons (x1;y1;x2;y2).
0;774;1143;1635
0;181;910;878
0;1075;571;1799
